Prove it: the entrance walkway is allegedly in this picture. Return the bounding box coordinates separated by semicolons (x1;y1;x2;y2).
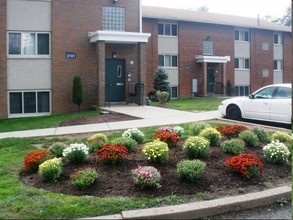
0;106;221;139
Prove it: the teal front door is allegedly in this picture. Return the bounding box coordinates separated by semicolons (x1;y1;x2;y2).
105;59;125;102
207;69;215;94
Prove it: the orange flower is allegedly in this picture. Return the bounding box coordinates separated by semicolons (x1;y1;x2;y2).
23;150;51;172
153;131;180;147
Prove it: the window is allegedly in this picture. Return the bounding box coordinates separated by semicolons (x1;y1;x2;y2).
262;42;269;50
274;60;282;70
158;55;178;67
158;23;177;36
8;32;50;56
274;33;282;45
203;40;213;55
235;58;250;69
234;85;250;96
262;69;269;77
235;30;249;41
9;91;50;115
275;87;291;99
102;7;125;31
254;87;275;99
170;86;178;99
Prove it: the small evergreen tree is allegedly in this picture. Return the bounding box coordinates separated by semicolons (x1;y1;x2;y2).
153;67;170;93
72;76;83;111
226;80;234;96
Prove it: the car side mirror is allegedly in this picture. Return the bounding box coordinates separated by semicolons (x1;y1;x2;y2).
249;94;254;99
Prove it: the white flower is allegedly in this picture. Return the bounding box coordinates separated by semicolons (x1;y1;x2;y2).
62;143;89;157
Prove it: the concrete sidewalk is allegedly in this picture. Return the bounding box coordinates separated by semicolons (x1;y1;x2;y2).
0;106;221;139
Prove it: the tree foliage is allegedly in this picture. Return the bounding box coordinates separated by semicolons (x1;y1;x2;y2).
263;5;291;27
153;67;170;93
72;75;83;111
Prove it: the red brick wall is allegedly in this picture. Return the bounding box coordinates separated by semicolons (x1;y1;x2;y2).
52;0;140;114
250;29;274;92
0;0;7;118
283;32;292;83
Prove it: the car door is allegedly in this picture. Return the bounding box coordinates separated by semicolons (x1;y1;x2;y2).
243;86;276;121
270;86;292;123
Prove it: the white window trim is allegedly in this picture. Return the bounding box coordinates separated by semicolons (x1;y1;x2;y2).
170;86;178;99
274;60;283;71
8;90;51;118
158;23;178;37
235;57;250;70
273;32;282;45
158;54;178;68
7;31;51;58
234;28;250;42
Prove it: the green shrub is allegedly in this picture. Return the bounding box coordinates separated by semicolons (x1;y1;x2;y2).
221;138;244;155
62;143;89;164
87;133;108;153
189;122;211;136
176;160;206;182
112;137;137;152
263;140;290;164
122;128;145;144
156;90;169;104
71;167;98;189
199;127;221;146
271;131;291;143
142;139;169;163
253;128;270;143
183;136;210;158
239;130;259;147
50;144;67;157
131;166;161;189
38;158;63;182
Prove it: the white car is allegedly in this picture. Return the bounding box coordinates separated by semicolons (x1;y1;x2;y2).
218;84;292;124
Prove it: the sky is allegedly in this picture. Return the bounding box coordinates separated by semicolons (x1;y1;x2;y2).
142;0;290;19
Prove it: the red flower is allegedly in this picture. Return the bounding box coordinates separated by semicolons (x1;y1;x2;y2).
153;131;180;147
23;150;51;172
97;143;128;165
225;153;264;178
217;124;247;138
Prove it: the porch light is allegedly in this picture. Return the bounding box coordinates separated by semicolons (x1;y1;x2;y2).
113;0;119;3
112;52;117;58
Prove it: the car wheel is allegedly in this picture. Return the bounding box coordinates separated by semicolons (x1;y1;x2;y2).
227;105;242;120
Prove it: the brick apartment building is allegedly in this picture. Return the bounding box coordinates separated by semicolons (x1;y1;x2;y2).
0;0;291;118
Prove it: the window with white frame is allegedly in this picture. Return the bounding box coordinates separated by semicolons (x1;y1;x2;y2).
158;55;178;67
273;33;282;45
9;91;50;115
170;86;178;99
102;7;125;31
235;29;249;41
8;32;50;56
158;23;177;36
262;42;269;50
234;58;250;69
262;69;269;77
234;85;250;96
274;60;282;70
203;40;213;55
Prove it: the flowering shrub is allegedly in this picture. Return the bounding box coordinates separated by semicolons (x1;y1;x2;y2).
189;122;211;136
23;150;52;173
142;139;169;163
225;153;264;178
131;166;161;189
253;127;270;143
153;130;180;147
176;160;206;182
38;157;63;182
199;127;222;146
87;133;108;153
263;140;290;164
157;126;184;137
239;130;259;148
112;137;137;152
62;143;89;164
50;144;67;158
221;138;244;155
271;131;291;143
97;143;128;165
71;167;98;189
183;136;210;158
216;124;248;139
122;128;145;144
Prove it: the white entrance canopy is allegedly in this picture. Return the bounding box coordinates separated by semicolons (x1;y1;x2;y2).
88;30;151;43
195;55;231;63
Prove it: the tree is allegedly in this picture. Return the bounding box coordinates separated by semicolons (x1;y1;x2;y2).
263;5;291;27
197;5;209;12
153;67;170;93
72;75;83;111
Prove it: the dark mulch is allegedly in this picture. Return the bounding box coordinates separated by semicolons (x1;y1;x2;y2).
20;140;291;199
